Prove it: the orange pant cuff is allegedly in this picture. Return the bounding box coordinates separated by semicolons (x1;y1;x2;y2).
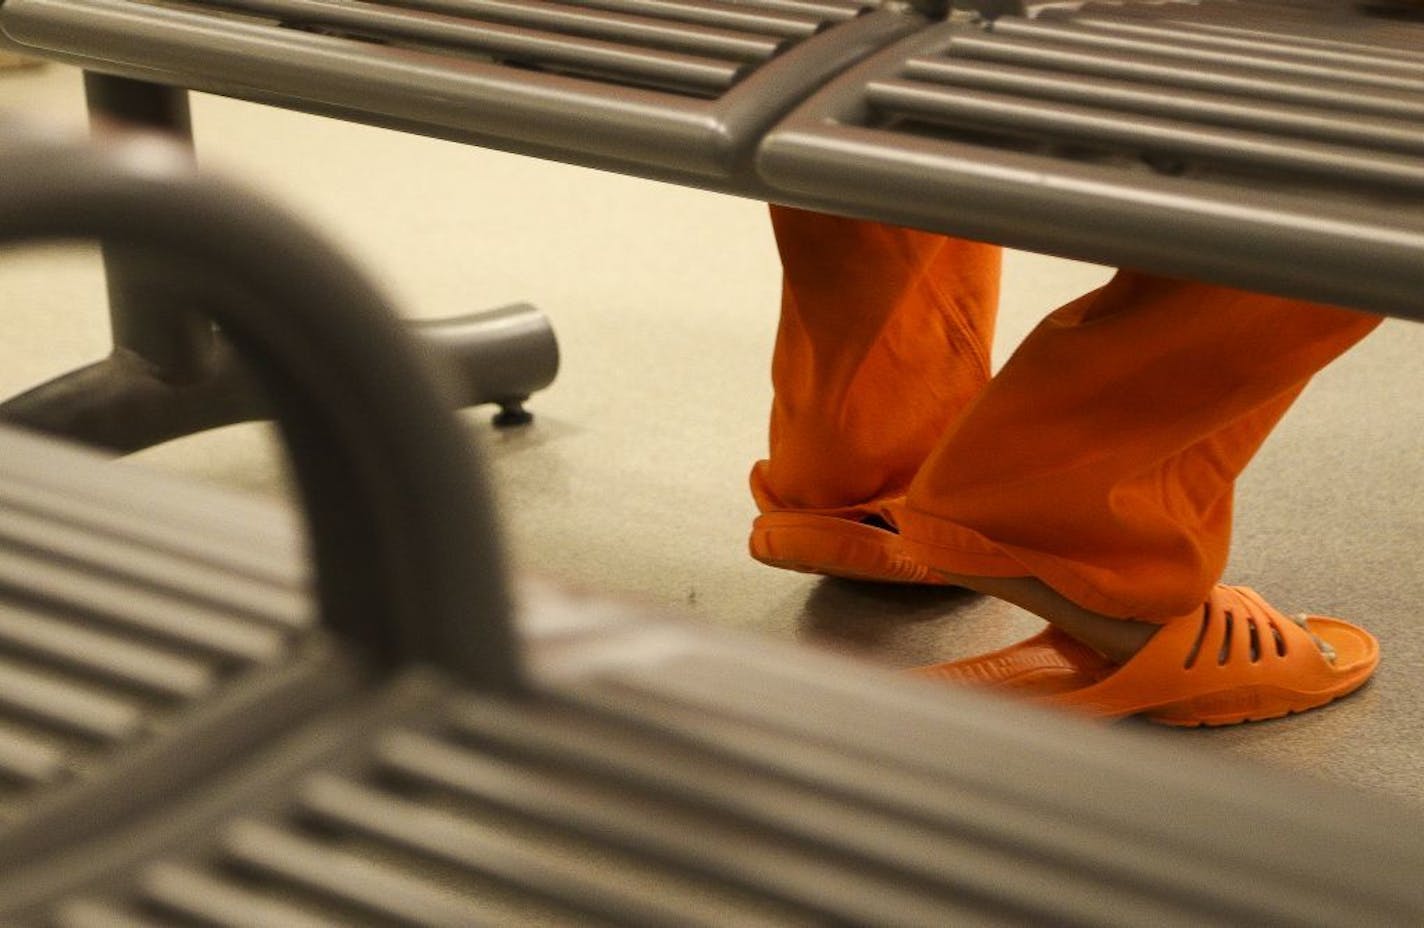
895;508;1173;621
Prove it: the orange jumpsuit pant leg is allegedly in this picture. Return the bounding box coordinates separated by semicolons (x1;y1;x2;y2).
895;270;1383;621
751;206;1002;517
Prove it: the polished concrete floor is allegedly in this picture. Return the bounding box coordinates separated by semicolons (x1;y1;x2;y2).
2;65;1422;804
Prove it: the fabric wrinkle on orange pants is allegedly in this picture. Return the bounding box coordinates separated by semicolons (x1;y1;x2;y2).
751;206;1002;519
754;205;1383;622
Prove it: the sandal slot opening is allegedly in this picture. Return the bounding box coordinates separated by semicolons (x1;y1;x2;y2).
1217;610;1234;666
1183;604;1211;669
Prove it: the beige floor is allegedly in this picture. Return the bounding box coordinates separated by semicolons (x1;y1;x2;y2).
3;65;1422;804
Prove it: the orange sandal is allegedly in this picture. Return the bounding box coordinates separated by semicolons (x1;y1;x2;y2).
913;626;1115;698
1038;585;1379;727
750;511;953;584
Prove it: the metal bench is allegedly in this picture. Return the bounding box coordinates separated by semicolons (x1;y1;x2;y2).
1;125;1421;927
762;0;1424;318
0;0;1422;450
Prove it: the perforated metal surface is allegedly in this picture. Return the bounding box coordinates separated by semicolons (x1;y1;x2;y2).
759;0;1424;320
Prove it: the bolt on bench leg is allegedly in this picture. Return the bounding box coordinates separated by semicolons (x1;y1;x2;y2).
411;303;559;429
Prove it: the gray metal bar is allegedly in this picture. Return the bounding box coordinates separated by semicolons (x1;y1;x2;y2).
192;0;747;93
0;643;366;874
3;0;732;176
991;17;1424;94
947;32;1424;120
0;548;289;663
2;0;917;189
298;774;716;928
0;723;68;785
2;109;526;691
719;0;866;16
0;605;217;699
571;646;1421;921
369;0;785;63
218;819;507;925
0;502;310;627
83;75;219;386
137;863;344;928
567;676;1370;928
441;695;1231;926
373;729;993;924
0;338;270;454
0;657;144;741
53;900;172;928
412;303;559;420
561;0;832;36
1114;11;1424;62
866;80;1424;191
1100;1;1424;56
758;121;1424;321
1062;13;1424;72
591;0;867;26
716;9;921;173
900;57;1424;156
0;442;305;589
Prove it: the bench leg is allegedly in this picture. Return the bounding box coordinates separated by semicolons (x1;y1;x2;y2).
0;72;263;452
0;74;559;452
413;303;558;428
84;75;217;380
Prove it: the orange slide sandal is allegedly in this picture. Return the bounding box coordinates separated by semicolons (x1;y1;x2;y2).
1041;585;1379;726
915;586;1377;727
914;626;1115;698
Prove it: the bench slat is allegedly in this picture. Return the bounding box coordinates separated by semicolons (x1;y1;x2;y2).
865;79;1424;192
365;0;789;61
899;56;1424;157
191;0;750;94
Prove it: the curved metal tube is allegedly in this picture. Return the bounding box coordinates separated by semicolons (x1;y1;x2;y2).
0;128;524;693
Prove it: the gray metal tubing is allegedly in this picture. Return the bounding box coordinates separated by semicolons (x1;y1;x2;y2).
991;17;1424;94
82;75;217;380
83;68;192;134
1155;17;1424;62
1179;1;1424;50
726;0;866;15
0;341;271;453
600;0;869;24
557;651;1424;924
948;33;1424;120
1;0;913;182
546;689;1371;926
1062;13;1424;72
0;446;303;588
568;0;832;37
0;133;522;691
1095;3;1424;60
0;499;306;627
194;0;746;93
866;80;1424;192
757;125;1424;321
716;9;922;172
292;777;713;927
368;0;784;64
3;0;731;174
900;57;1424;157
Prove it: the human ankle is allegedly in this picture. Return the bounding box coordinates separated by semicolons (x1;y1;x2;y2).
942;572;1160;664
